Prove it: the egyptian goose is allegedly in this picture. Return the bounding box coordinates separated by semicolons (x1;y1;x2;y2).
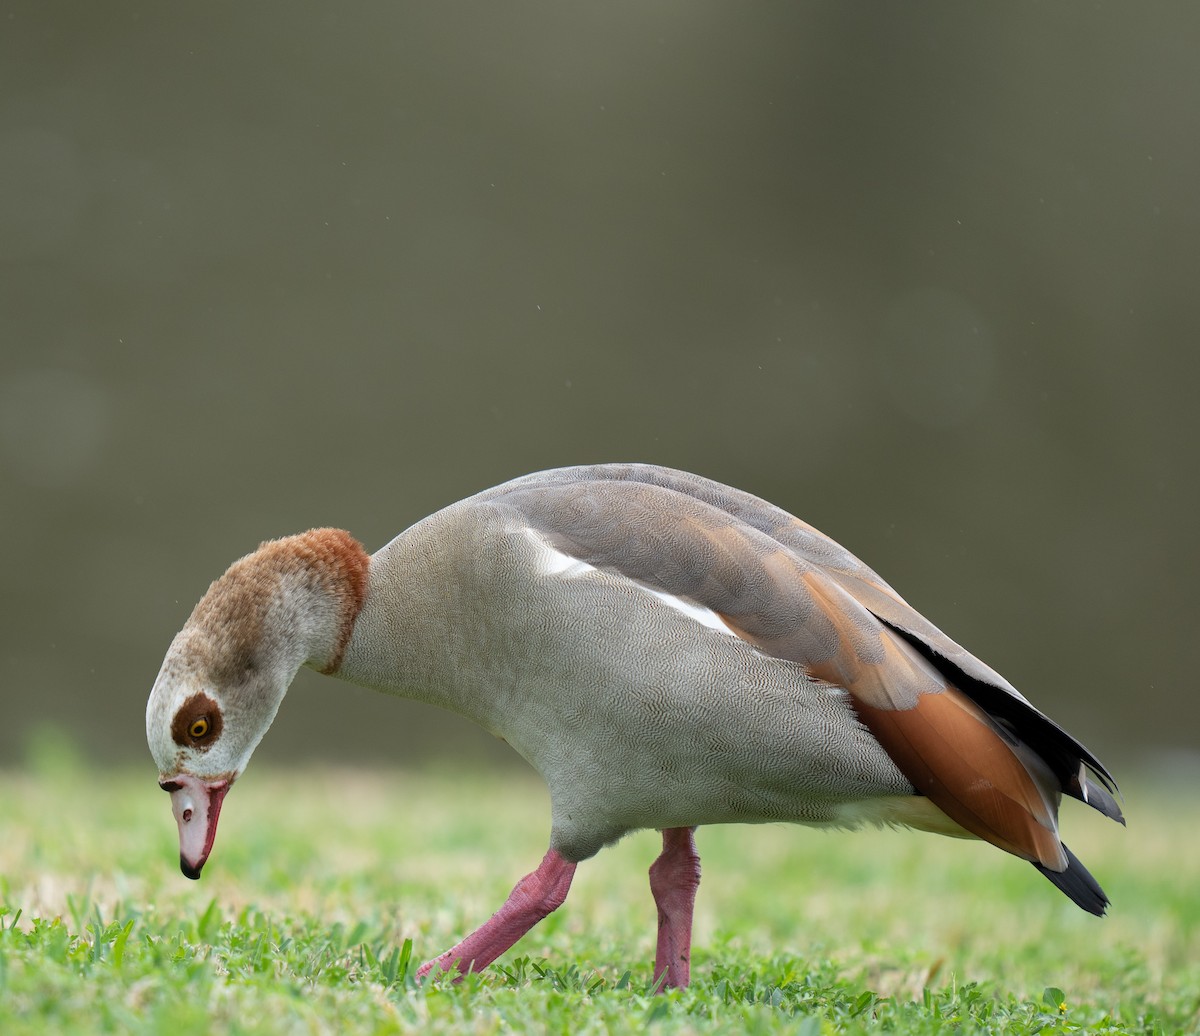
146;463;1121;989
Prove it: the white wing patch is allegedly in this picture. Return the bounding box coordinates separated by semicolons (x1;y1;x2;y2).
523;527;738;638
641;586;739;637
524;528;598;579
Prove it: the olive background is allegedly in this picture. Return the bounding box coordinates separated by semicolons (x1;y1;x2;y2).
2;3;1196;772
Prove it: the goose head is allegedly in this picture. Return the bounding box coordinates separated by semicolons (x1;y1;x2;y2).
146;529;369;878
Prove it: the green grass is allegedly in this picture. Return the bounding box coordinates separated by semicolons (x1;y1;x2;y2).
0;752;1194;1034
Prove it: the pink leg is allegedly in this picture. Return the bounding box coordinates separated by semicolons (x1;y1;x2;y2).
417;848;576;980
648;826;701;991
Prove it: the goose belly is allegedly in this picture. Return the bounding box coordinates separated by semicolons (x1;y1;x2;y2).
478;564;920;859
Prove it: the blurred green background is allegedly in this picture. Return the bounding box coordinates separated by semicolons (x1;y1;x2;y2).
2;3;1195;771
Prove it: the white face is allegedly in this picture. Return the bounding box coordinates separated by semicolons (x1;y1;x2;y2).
146;677;234;781
145;642;283;783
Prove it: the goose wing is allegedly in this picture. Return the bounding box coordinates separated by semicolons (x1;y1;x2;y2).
487;465;1121;880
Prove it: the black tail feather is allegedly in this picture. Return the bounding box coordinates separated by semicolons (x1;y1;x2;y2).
882;620;1123;821
1076;774;1125;826
1033;843;1109;916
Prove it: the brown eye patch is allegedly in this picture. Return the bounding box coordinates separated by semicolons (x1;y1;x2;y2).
171;692;223;750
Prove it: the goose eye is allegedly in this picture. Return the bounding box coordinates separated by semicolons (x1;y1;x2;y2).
171;692;223;749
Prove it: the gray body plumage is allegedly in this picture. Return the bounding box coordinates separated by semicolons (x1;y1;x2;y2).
342;464;955;860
